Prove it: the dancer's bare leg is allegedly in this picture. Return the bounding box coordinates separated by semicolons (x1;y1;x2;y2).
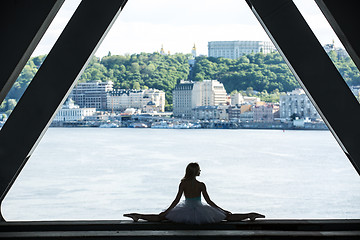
123;213;164;222
226;212;265;221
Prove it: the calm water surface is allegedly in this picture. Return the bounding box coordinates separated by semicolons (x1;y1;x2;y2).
3;128;360;221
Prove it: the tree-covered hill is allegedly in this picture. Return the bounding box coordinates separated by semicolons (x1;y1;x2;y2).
192;52;299;93
1;50;359;115
192;51;360;94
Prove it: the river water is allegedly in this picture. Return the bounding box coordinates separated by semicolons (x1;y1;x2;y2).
2;128;360;221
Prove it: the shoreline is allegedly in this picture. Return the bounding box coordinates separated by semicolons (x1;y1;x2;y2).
49;121;328;131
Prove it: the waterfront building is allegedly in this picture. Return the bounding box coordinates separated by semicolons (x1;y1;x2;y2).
53;98;96;122
228;104;254;121
228;105;241;120
218;104;229;121
144;101;158;113
192;80;227;107
192;106;219;121
173;80;228;118
69;80;113;110
253;104;279;122
230;93;244;105
107;88;165;112
230;92;261;105
173;80;194;118
280;88;320;120
239;111;254;122
208;41;276;59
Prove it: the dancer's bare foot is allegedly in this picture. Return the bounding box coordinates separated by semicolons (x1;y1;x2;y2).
249;212;265;221
123;213;140;222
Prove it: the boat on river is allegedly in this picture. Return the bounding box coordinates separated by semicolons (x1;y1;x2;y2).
151;121;174;129
99;122;119;128
129;123;148;128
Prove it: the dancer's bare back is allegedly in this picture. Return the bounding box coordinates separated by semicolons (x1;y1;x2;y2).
181;179;203;198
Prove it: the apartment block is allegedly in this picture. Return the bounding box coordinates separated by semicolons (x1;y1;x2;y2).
280;89;320;120
107;88;165;112
69;80;113;110
253;104;279;122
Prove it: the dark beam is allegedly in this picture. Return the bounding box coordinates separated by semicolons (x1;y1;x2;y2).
315;0;360;71
0;0;127;221
0;0;64;104
246;0;360;175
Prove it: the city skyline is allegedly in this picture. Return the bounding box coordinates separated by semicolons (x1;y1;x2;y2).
31;0;345;58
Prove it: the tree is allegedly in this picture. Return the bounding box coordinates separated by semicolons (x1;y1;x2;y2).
0;99;7;112
7;99;17;110
246;87;254;96
238;56;250;64
144;63;156;74
130;63;140;73
32;55;46;68
271;89;280;95
328;50;338;62
0;113;6;120
5;110;12;117
132;82;141;90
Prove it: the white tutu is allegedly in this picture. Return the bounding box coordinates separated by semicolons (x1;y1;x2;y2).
165;197;226;224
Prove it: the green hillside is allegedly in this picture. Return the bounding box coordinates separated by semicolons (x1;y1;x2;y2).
1;50;358;114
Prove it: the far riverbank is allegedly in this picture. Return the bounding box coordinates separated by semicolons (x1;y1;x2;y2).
50;119;328;130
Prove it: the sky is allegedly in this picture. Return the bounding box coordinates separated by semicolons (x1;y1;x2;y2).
32;0;344;58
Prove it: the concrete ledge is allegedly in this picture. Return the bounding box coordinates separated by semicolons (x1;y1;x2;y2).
2;219;360;230
1;230;360;239
0;219;359;239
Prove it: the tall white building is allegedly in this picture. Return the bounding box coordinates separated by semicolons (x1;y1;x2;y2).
280;89;320;120
192;80;227;107
208;41;276;59
107;88;165;112
230;93;245;105
53;98;96;122
173;80;227;118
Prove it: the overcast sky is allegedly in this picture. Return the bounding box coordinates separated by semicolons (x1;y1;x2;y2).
32;0;344;58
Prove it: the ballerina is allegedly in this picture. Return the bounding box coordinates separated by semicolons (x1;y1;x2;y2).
124;162;265;224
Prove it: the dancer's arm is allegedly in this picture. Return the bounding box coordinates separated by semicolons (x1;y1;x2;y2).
201;182;231;215
160;182;184;216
